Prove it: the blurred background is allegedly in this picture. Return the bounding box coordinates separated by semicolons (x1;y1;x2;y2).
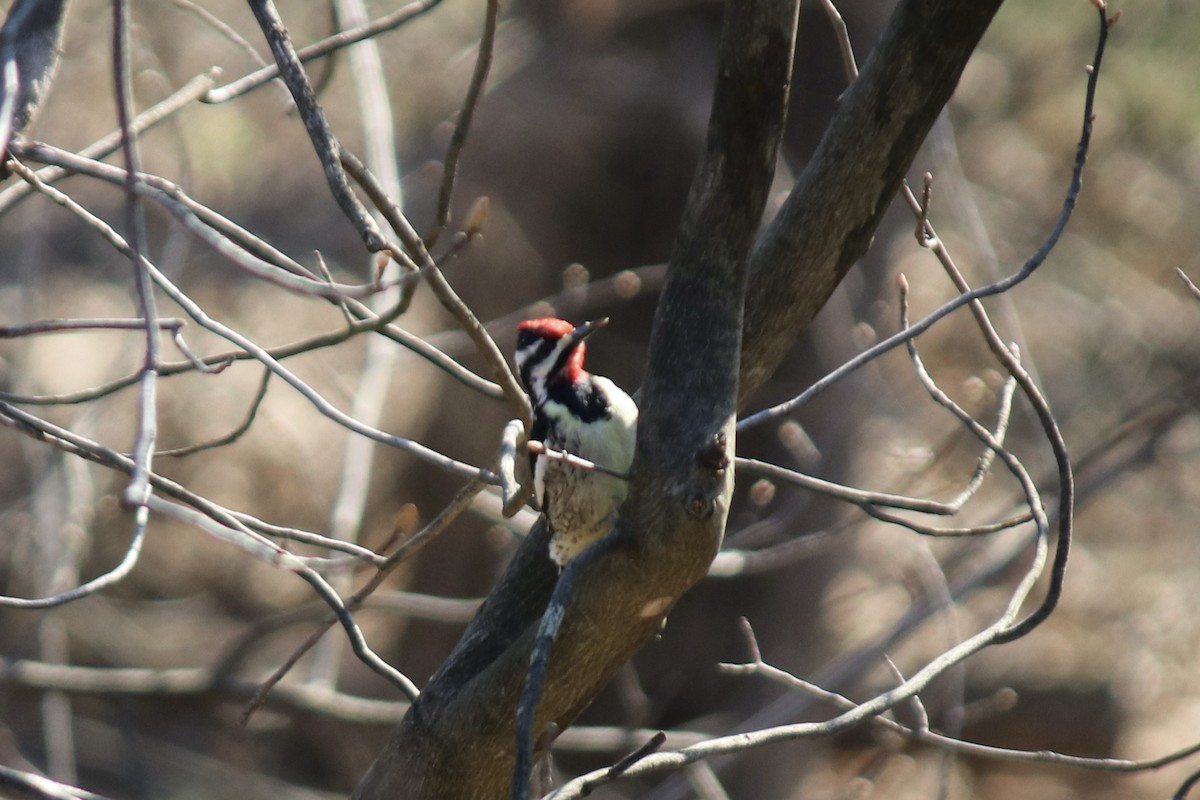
0;0;1198;798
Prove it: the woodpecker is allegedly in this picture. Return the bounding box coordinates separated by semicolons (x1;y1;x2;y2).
515;317;638;567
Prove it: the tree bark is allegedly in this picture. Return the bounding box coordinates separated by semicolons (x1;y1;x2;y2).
352;0;1004;797
740;0;1005;403
0;0;70;141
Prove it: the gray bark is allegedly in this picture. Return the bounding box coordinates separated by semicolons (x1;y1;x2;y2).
0;0;69;142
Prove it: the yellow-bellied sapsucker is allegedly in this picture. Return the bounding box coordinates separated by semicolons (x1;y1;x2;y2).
515;317;638;566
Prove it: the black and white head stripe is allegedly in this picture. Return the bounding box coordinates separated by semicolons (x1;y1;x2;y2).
514;318;608;397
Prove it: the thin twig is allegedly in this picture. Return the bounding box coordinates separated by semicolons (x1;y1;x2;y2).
247;0;385;252
0;70;217;216
736;454;983;516
818;0;858;82
1175;765;1200;800
0;283;501;407
603;732;668;781
5;160;497;482
230;513;387;566
1;655;408;723
426;0;498;248
0;317;184;337
112;0;159;551
143;493;421;699
0;765;112;800
166;0;276;80
0;257;664;408
157;368;271;457
0;400;387;569
311;0;408;692
736;361;1017;533
168;328;233;375
527;440;631;481
860;505;1032;538
738;0;1113;644
341;149;533;428
243;480;487;716
714;623;1200;779
897;278;1052;631
738;2;1109;433
11;143;397;299
0;495;145;610
707;527;840;577
1176;267;1200;302
203;0;444;104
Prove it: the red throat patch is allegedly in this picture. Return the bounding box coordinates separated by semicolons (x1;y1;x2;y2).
561;341;587;382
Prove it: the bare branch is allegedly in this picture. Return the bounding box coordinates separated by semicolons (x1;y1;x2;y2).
2;659;727;753
5;157;497;483
894;45;1109;637
355;3;801;797
0;317;185;337
0;501;145;609
1176;267;1200;302
0;765;112;800
311;0;410;693
166;0;273;76
0;70;217;216
499;418;533;515
739;0;1004;401
111;0;159;529
0;400;387;570
552;42;1136;761
145;493;421;699
734;361;1018;538
11;144;398;300
243;478;486;715
560;57;1124;765
710;625;1200;780
861;506;1033;539
426;0;498;248
246;0;385;253
817;0;858;82
0;281;502;408
203;0;444;104
341;149;534;428
157;368;271;457
707;527;839;577
230;513;388;567
527;440;630;482
0;655;409;724
1176;765;1200;800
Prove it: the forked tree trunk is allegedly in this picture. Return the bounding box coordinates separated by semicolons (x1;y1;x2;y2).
351;0;1005;797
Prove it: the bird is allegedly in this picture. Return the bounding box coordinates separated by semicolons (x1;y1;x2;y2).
514;317;638;566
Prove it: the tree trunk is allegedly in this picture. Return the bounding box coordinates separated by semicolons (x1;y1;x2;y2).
351;0;1004;797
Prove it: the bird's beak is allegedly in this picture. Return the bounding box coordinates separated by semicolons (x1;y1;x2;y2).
567;317;609;346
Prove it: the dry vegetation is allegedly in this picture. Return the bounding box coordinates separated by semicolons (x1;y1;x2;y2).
1;0;1198;798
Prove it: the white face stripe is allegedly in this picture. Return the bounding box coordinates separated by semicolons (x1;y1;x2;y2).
516;335;575;399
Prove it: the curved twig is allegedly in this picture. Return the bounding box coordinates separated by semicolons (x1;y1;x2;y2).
247;0;385;252
425;0;498;248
